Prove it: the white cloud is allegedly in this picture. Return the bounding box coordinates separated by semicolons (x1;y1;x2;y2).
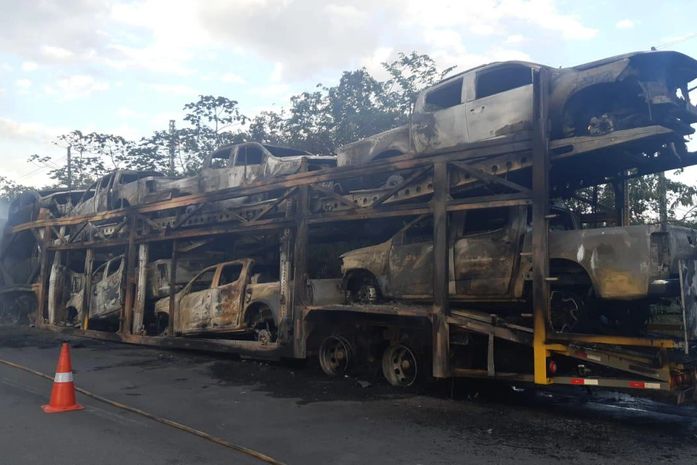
250;83;291;101
15;79;32;90
220;73;247;85
107;0;213;75
116;107;144;119
505;34;526;44
43;74;110;100
361;47;395;79
40;45;75;60
401;0;597;40
149;111;183;129
21;61;38;71
0;117;63;143
147;83;199;96
195;0;596;79
615;19;635;30
269;63;284;83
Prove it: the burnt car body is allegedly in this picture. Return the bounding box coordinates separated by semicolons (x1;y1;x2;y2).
146;257;218;301
49;255;125;326
70;169;163;216
337;51;697;167
154;258;342;339
161;142;337;198
340;206;697;331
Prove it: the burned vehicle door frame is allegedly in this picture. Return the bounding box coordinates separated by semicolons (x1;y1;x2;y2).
200;144;268;191
233;145;265;184
387;215;435;297
89;255;125;320
385;207;525;299
411;75;469;153
465;63;535;141
76;174;111;214
451;206;526;297
174;259;251;335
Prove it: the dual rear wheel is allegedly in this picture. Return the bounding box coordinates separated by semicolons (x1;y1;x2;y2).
318;335;420;387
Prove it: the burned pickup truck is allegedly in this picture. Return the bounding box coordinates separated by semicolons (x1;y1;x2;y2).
161;142;337;198
338;50;697;167
341;206;697;334
70;169;163;216
154;258;342;341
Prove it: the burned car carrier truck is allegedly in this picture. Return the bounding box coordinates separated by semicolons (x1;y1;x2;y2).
3;50;697;404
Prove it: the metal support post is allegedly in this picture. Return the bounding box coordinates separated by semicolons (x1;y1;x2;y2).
278;228;293;344
35;224;51;327
292;185;309;358
47;250;62;325
432;161;450;378
532;68;551;385
132;243;149;335
121;215;137;335
167;240;178;336
81;248;94;330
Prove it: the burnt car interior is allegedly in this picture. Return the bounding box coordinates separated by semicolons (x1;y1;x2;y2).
475;64;533;99
424;77;463;111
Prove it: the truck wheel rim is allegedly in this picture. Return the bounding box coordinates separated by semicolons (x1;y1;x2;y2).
319;336;352;376
382;344;417;387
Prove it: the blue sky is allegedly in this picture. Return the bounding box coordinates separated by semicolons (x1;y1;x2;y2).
1;0;697;186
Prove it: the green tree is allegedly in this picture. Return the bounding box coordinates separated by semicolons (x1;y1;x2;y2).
183;95;248;156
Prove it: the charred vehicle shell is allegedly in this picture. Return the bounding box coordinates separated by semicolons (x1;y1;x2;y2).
337;50;697;167
340;207;697;332
154;259;342;339
70;170;163;216
49;255;125;326
160;142;336;198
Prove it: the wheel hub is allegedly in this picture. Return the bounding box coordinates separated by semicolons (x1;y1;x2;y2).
382;344;418;387
319;336;352;376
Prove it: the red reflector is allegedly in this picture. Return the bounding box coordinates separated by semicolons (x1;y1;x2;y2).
548;360;557;375
570;378;584;385
628;381;645;389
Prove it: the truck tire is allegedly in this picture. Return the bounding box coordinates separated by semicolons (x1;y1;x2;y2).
318;335;353;377
382;343;419;387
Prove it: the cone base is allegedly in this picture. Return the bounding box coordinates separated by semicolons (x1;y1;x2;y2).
41;403;84;414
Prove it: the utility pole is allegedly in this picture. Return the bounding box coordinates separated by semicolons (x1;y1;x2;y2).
658;171;668;228
67;145;72;190
168;120;176;174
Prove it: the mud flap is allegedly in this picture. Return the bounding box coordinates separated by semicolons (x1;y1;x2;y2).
679;259;697;350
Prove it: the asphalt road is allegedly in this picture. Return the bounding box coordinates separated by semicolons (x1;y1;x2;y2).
1;326;696;465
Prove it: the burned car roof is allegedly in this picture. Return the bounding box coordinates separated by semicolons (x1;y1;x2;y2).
433;50;697;87
210;142;314;159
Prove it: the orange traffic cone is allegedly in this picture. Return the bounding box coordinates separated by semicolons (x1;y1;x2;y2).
42;342;84;413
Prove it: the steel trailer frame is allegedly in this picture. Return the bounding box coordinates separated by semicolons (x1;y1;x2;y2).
6;67;697;402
